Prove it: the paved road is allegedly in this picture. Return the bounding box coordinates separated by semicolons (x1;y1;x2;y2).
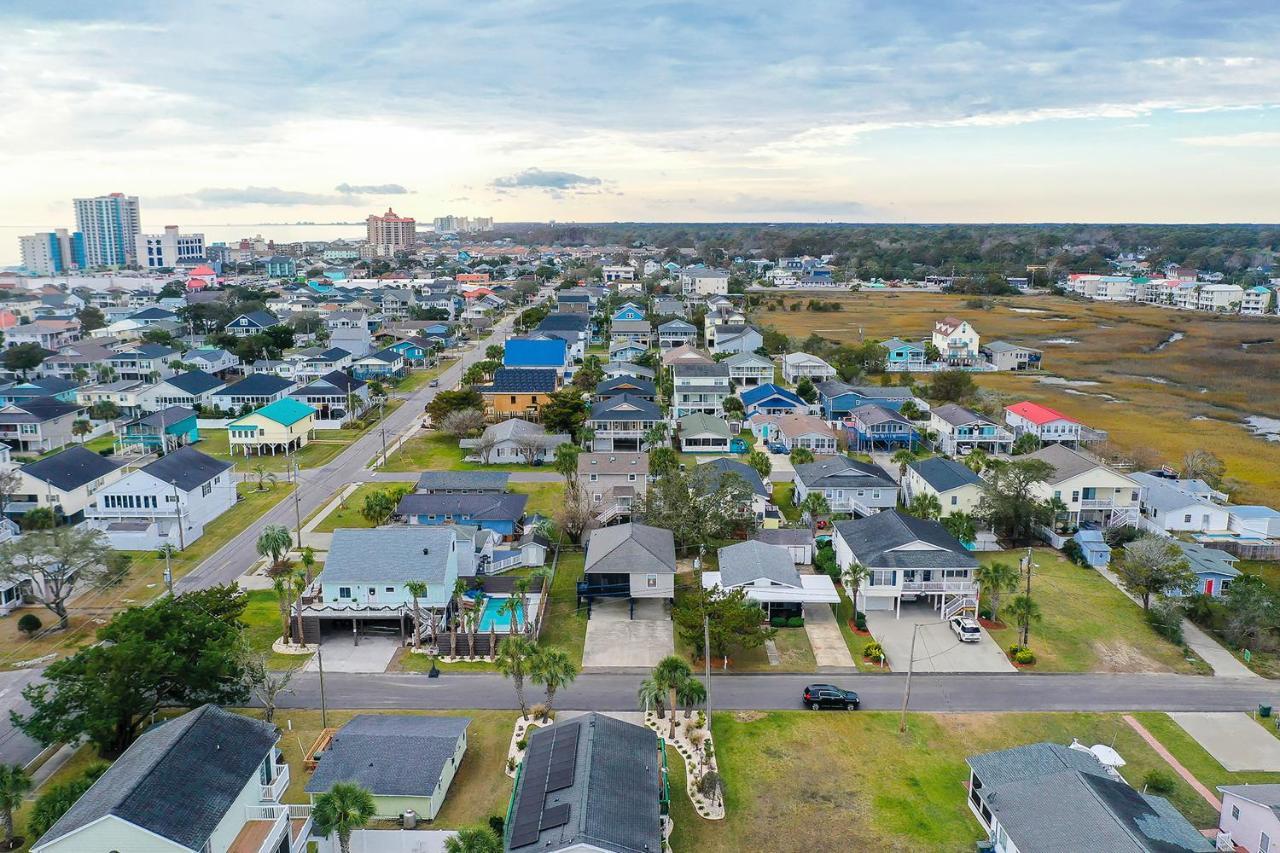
174;299;542;593
365;470;565;484
278;671;1280;714
0;668;50;767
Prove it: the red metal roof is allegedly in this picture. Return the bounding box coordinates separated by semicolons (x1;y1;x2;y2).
1006;400;1077;426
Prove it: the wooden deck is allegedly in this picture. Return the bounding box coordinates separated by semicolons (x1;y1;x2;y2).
227;818;274;853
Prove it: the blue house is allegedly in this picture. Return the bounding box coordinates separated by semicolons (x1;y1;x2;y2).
611;303;646;322
1073;529;1111;569
263;255;296;277
118;405;199;452
844;404;918;452
0;378;80;406
396;492;529;540
881;338;927;369
740;384;808;417
350;348;407;380
1164;540;1240;598
504;337;569;372
386;336;436;365
816;380;917;420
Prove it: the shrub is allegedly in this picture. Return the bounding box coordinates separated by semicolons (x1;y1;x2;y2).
1014;648;1036;665
698;770;723;800
863;641;884;660
1007;643;1027;657
515;738;528;751
18;612;42;637
488;815;505;836
1142;769;1177;795
1061;539;1085;566
786;616;804;628
854;611;868;631
529;702;551;721
978;608;993;621
507;756;516;771
770;616;788;628
1146;597;1185;645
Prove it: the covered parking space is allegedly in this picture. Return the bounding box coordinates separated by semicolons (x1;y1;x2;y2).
865;601;1014;672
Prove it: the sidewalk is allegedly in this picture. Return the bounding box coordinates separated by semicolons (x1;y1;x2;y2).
1123;714;1221;811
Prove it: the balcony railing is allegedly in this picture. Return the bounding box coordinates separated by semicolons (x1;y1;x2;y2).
261;763;290;802
242;806;288;853
901;580;977;593
1080;499;1124;510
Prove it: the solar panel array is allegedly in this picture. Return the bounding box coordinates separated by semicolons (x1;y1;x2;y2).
508;723;581;848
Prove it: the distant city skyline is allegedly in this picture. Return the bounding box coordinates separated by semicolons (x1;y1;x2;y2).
2;1;1278;226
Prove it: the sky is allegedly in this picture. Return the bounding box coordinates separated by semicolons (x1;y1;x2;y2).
1;0;1278;229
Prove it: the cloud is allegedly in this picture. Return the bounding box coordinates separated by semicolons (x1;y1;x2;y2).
1179;131;1280;147
492;168;603;191
151;186;360;207
334;182;411;194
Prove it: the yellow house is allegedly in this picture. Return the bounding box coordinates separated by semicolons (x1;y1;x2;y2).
227;397;316;456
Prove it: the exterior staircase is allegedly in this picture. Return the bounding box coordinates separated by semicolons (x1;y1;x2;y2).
942;594;979;620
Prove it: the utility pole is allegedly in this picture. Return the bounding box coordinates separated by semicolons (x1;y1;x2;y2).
380;426;388;468
292;459;303;548
1021;547;1033;646
703;609;712;720
898;623;920;733
316;640;328;728
161;545;174;596
171;481;186;551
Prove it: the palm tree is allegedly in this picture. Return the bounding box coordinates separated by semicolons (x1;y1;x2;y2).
444;826;503;853
799;492;830;537
252;463;278;491
498;595;522;636
964;448;988;474
450;579;467;657
653;655;693;738
1006;594;1042;646
841;562;870;614
677;676;707;719
530;646;578;720
891;448;915;479
578;425;595;450
256;524;292;569
643;422;668;448
496;635;537;720
553;443;581;489
941;511;977;545
0;763;32;848
71;418;92;444
790;446;815;465
290;570;307;645
1045;495;1070;531
311;782;376;853
272;575;292;644
466;604;481;659
974;562;1019;624
906;492;942;521
300;546;317;582
405;580;428;649
638;676;666;718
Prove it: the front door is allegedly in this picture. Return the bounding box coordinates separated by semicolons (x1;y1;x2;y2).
1204;579;1215;596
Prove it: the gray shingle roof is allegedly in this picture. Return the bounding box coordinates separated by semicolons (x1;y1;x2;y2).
584;523;676;575
595;376;656;398
834;510;976;569
1023;443;1109;484
930;403;995;427
164;370;224;395
212;373;294;398
693;457;768;497
416;471;511;493
589;395;661;422
319;527;459;585
508;713;663;853
755;528;815;548
139;446;232;492
21;446;122;492
306;715;470;797
908;456;982;492
34;705;277;851
671;362;729;378
793;456;895;490
396;492;528;522
716;540;801;588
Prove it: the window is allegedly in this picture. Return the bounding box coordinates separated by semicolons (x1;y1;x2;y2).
202;482;213;497
646;574;658;589
338;586;352;598
1262;831;1271;853
1183;514;1192;523
1231;805;1240;820
1071;490;1080;502
870;570;896;586
951;496;958;506
385;586;395;593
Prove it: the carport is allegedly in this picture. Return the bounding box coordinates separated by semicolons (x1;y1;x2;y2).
866;601;1014;672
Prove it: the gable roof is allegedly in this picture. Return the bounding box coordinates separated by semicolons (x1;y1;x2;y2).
1023;443;1123;485
213;373;294;398
793;455;895;490
834;510;976;569
137;446;232;491
694;457;768;498
595;376;657;398
231;309;278;328
658;318;695;332
305;715;470;798
908;456;982;492
416;470;511;492
320;527;459;585
584;522;676;574
678;412;731;437
724;350;772;368
34;705;276;852
590;394;662;422
396;492;529;522
661;344;714;367
0;397;80;422
741;383;804;408
505;337;569;367
577;451;649;476
847;403;911;428
295;370;365;396
237;397;316;427
602;361;655;379
1007;400;1078;425
931;403;995;427
717;540;801;588
536;313;591;333
21;446;122;492
487;368;558;394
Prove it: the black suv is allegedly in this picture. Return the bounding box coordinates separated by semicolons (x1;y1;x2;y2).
803;683;860;710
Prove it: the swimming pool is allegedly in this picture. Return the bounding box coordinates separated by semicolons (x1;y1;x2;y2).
478;596;526;633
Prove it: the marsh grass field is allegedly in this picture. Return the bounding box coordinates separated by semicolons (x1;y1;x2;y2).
755;291;1280;505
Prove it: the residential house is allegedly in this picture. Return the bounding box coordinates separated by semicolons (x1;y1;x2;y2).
750;413;837;454
930;403;1014;455
816;380;919;420
5;319;80;350
724;350;774;387
0;378;79;407
29;704;307;853
459;418;571;464
903;456;984;516
385;336;437;366
556;292;591;314
225;309;279;337
10;446;124;523
107;343;179;382
707;324;763;356
982;340;1043;371
141;370;226;410
504;337;570;376
704;540;839;619
1137;539;1240;598
505;713;667;853
303;527;461;641
793;455;898;517
609;319;652;350
579;451;649;522
602;360;655;382
677;412;732;453
38;340;118;380
680;267;730;296
185;347;240;375
966;742;1211;853
653;296;686;317
398;492;528;539
754;528;815;564
671;361;730;418
661;343;714;370
1004;401;1086;446
290;371;369;427
84;446;235;550
481;368;559;421
0;398;82;454
579;522;676;606
611;302;646;322
693;457;778;528
535;314;591;358
1229;506;1280;538
657;318;697;349
0;518;24;615
226;397;317;457
781;352;837;384
211;374;296;412
1218;784;1280;853
416;471;510;494
845;403;919;452
932;316;981;365
882;337;927;370
349;347;406;380
1130;472;1231;533
306;715;468;821
594;375;656;402
1198;283;1245;312
740;383;808;417
834;510;978;617
588;394;662;452
76;380;152;419
1241;286;1274;316
1024;444;1141;528
608;339;649;363
117;405;199;453
326;310;372;356
293;346;355;380
377;288;417;319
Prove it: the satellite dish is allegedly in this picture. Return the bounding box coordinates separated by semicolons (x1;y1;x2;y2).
1090;744;1125;768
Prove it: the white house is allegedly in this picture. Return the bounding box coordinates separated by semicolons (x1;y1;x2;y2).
931;316;980;365
140;370;227;410
1024;444;1141;529
792;455;898;517
580;522;676;604
679;267;730;296
11;446;125;523
458;418;571;464
1218;784;1280;853
1197;283;1244;312
750;413;837;453
724;350;774;387
670;362;730;419
84;446;237;550
930;404;1014;456
781;352;837;384
703;540;838;620
1004;401;1083;446
1241;286;1274;316
1130;472;1231;534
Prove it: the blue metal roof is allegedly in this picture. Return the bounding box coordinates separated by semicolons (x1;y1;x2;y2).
740;383;804;407
504;337;568;367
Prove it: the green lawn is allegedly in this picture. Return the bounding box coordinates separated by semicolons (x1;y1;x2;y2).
1129;711;1280;827
311;483;409;532
675;625;816;672
773;483;800;522
537;550;587;666
834;587;891;672
981;549;1204;674
669;711;1223;851
11;744;108;852
1240;559;1280;593
510;481;565;518
198;429;351;473
381;431;537;472
38;434;116;458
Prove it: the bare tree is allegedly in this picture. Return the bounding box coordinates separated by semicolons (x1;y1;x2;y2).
0;469;21;517
242;650;296;724
514;435;545;466
472;432;498;465
555;487;597;544
439;408;486;438
0;528;112;629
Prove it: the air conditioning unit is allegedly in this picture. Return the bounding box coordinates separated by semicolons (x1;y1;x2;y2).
402;810;418;830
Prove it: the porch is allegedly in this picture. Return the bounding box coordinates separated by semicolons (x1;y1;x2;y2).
229;803;313;853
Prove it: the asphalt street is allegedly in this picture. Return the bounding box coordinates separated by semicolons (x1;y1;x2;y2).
0;668;49;767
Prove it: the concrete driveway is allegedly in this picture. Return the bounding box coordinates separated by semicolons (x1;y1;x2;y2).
1170;712;1280;771
866;604;1015;672
803;603;856;669
305;633;401;673
582;598;673;669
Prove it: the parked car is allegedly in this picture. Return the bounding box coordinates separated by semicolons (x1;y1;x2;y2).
950;616;982;643
767;442;787;454
429;379;439;388
802;683;860;711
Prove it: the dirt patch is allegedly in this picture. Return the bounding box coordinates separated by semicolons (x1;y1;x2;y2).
1093;640;1166;673
733;711;766;723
